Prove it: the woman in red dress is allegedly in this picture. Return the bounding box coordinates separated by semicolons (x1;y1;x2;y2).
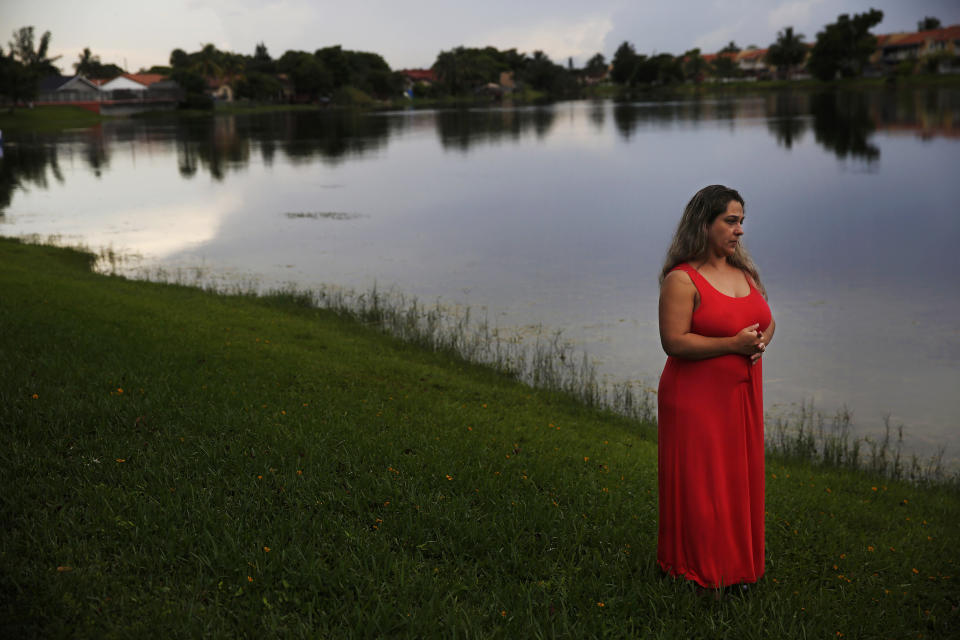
657;184;775;591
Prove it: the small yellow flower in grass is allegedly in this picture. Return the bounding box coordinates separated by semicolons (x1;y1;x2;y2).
116;458;126;463
501;610;506;617
912;568;919;574
772;473;777;479
584;456;590;462
31;393;39;400
297;470;303;476
871;486;878;491
257;475;263;480
826;488;832;493
867;546;875;552
56;566;72;572
445;474;453;481
247;576;253;583
840;553;846;559
482;403;488;408
263;546;271;552
597;602;605;607
281;410;286;415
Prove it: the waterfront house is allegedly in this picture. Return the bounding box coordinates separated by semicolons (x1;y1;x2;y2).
37;75;101;103
874;25;960;74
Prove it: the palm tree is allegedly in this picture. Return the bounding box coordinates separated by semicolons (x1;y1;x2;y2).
8;26;61;75
74;47;98;76
766;27;806;80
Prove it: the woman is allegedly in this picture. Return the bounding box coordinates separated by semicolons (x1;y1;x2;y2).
657;184;775;591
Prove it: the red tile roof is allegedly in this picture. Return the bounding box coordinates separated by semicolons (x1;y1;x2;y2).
123;73;167;86
878;25;960;48
400;69;437;82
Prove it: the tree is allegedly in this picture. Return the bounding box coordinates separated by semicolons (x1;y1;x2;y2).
8;26;61;75
248;42;275;74
170;48;189;70
719;41;741;54
807;10;883;81
431;46;505;94
278;50;332;101
73;47;124;78
610;41;640;85
0;46;35;107
2;26;61;107
711;54;741;80
235;70;283;101
766;27;807;79
917;17;941;31
584;52;607;78
682;48;707;82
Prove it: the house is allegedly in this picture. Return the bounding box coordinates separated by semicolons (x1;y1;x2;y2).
99;73;167;99
399;69;437;86
37;75;101;102
399;69;438;97
874;25;960;73
35;75;102;111
735;48;771;79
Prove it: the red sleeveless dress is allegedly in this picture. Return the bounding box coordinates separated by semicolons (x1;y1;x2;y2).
657;263;772;588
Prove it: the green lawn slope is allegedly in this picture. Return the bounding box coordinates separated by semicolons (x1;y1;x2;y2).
1;237;957;638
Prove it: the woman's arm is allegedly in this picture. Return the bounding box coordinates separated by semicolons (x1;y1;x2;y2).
658;270;764;360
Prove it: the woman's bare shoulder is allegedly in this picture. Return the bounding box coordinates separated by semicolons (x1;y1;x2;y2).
662;268;694;288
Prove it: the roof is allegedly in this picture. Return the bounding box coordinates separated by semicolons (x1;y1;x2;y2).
878;25;960;49
701;52;737;63
38;75;70;92
399;69;437;82
736;48;768;62
122;73;167;86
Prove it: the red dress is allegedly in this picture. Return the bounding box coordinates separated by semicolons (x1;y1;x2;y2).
657;263;772;588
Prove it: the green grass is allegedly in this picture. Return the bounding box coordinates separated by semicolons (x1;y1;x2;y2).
1;236;958;638
0;105;106;131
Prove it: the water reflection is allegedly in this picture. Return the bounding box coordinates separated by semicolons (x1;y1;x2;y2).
434;107;556;151
3;88;958;203
810;91;880;162
0;140;63;211
765;92;808;149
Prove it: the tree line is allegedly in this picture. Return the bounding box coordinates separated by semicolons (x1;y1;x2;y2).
1;10;954;111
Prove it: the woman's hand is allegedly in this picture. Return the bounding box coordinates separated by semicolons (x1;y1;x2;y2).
732;323;765;361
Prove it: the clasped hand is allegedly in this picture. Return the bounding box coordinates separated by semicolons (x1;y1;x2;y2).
734;323;766;364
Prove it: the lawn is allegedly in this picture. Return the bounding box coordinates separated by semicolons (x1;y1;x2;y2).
1;237;957;638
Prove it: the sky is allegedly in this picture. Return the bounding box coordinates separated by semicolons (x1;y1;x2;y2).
5;0;960;74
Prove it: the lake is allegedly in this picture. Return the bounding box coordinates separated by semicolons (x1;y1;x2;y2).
2;87;959;464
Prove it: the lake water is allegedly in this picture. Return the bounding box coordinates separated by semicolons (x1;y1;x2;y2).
2;88;959;464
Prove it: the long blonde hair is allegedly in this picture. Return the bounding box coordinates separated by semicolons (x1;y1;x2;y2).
659;184;765;296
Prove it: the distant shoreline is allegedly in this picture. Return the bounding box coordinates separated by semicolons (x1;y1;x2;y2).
3;74;958;132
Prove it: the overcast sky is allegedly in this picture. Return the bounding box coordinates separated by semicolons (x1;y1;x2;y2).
6;0;960;74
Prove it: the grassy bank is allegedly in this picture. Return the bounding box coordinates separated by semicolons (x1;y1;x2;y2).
0;106;106;132
1;237;958;638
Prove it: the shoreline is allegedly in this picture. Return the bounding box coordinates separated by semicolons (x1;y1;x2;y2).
2;74;958;132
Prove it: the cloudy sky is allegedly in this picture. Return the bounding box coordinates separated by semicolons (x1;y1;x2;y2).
6;0;960;73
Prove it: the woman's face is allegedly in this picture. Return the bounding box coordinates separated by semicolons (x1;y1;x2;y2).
706;200;745;257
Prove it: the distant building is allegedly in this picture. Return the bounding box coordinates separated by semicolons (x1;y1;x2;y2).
874;25;960;74
399;69;438;85
98;73;169;100
37;75;101;103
